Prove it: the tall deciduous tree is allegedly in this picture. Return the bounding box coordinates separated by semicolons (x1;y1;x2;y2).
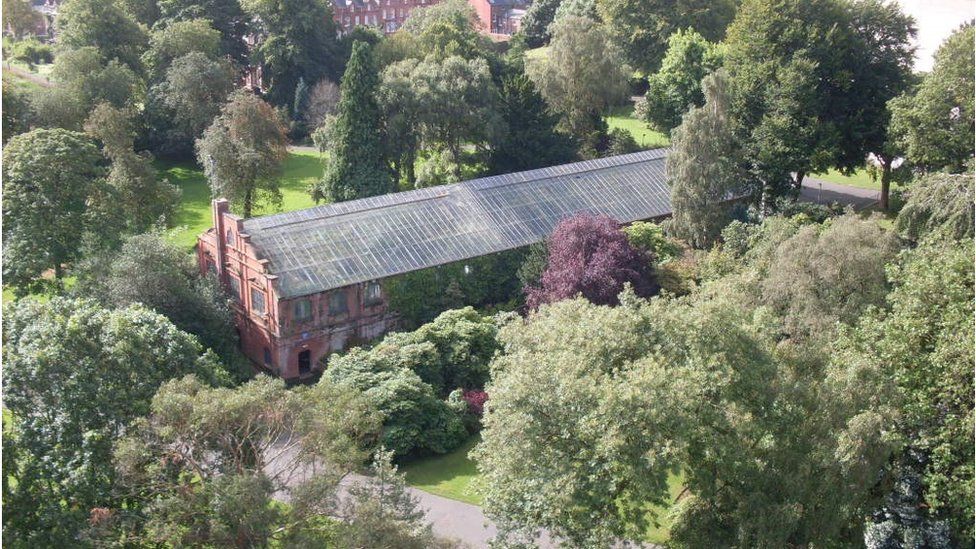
596;0;737;74
723;0;917;207
896;169;975;242
640;28;724;133
488;73;577;174
525;16;629;155
889;22;975;174
54;0;148;71
158;51;237;142
241;0;342;110
197;90;289;218
1;129;111;290
475;290;897;546
141;18;222;79
667;69;744;248
518;0;562;47
838;237;974;545
845;0;917;211
84;104;180;232
526;213;656;309
156;0;251;64
2;0;40;39
2;298;229;548
316;41;394;203
93;374;381;546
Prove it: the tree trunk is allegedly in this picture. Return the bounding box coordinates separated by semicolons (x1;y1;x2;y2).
406;151;416;188
243;188;253;218
794;170;806;190
879;160;892;211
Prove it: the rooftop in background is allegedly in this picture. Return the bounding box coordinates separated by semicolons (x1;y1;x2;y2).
242;149;671;298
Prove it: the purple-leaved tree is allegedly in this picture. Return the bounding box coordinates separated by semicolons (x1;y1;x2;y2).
526;213;657;310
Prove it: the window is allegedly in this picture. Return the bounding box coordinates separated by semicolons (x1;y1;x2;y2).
294;299;312;322
364;282;383;306
329;290;348;315
298;350;311;375
263;347;272;366
228;276;241;301
251;288;266;315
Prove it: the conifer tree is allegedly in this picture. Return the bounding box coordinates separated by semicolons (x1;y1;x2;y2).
315;41;394;203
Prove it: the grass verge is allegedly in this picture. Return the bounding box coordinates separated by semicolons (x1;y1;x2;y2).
401;435;483;505
605;105;670;149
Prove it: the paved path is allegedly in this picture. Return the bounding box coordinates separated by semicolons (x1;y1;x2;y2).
800;177;879;210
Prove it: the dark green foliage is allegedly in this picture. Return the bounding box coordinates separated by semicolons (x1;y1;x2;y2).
2;298;229;548
325;348;468;457
2;129;115;291
488;73;576;174
603;127;641;156
241;0;342;110
156;0;251;64
7;38;54;68
518;0;561;47
1;79;32;143
386;249;527;328
380;307;500;394
315;41;394;203
598;0;737;74
72;232;252;382
516;241;549;290
724;0;916;204
54;0;148;71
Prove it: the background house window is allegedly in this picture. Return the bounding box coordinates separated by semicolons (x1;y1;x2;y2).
228;276;241;301
251;288;266;315
329;290;349;315
294;299;312;322
364;281;383;306
263;347;272;365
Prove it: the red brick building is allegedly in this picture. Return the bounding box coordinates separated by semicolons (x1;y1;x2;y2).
198;150;673;380
332;0;438;34
468;0;528;36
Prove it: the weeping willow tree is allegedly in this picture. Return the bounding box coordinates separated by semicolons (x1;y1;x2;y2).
666;69;746;249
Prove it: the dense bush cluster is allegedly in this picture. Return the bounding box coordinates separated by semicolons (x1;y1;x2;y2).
323;307;499;457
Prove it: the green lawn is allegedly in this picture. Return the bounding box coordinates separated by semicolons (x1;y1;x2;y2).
811;168;901;192
162;150;324;248
401;435;484;505
605;105;670;149
401;434;685;544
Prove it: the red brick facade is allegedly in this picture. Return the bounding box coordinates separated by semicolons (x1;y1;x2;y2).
197;200;397;380
468;0;527;35
332;0;438;34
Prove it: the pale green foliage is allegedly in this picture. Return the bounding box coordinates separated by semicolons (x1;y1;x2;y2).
399;0;486;61
667;69;745;248
2;298;229;547
475;290;896;546
101;374;381;545
760;214;901;340
196;90;289;218
2;0;40;39
835;237;974;543
2;128;113;289
888;23;975;173
896;169;975;241
54;0;148;70
525;16;629;143
416;149;462;187
641;28;725;133
142;18;222;77
337;448;449;548
622;221;681;262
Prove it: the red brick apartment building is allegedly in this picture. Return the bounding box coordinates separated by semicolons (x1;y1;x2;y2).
332;0;438;34
198;150;673;380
